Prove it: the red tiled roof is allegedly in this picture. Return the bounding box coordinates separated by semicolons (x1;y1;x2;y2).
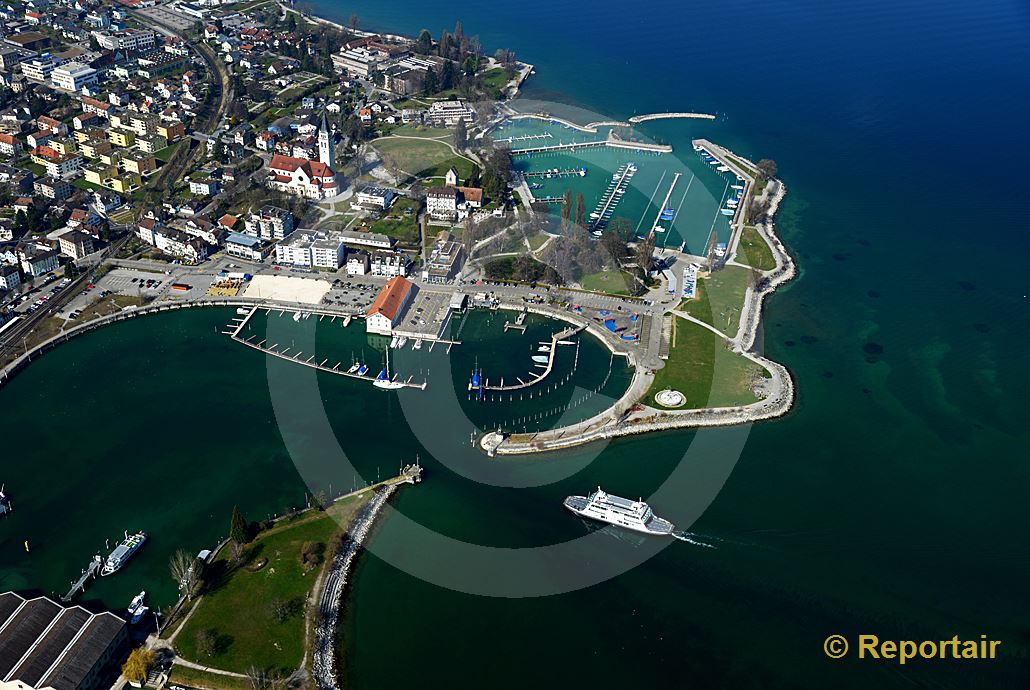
366;276;413;321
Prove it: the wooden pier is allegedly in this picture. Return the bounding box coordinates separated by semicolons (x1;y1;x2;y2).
480;325;583;392
504;310;528;333
62;555;102;602
590;163;637;230
648;172;682;238
227;307;427;390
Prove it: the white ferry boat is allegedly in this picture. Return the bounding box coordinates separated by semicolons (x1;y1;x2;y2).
102;531;147;576
564;488;675;535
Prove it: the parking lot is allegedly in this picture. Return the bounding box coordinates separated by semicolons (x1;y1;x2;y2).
319;277;381;312
394;289;452;340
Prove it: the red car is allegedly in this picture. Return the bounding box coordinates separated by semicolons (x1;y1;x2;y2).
86;283;95;289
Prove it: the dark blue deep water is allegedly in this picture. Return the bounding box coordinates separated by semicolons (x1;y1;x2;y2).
308;1;1030;687
0;1;1026;688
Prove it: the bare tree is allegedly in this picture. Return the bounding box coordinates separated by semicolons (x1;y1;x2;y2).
195;629;217;658
170;549;198;599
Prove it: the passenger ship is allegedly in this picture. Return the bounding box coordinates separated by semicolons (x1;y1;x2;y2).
102;531;147;576
563;488;675;535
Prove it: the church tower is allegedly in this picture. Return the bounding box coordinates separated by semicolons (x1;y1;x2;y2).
318;111;334;170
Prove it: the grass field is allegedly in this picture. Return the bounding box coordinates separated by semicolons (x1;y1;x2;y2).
369;197;420;244
173;495;370;674
737;226;777;271
527;233;550;251
371;137;477;182
166;666;250;690
581;270;631;295
680;265;753;334
649;315;764;409
389;125;452;140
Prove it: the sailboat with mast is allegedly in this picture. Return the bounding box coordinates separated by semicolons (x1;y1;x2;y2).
373;346;405;390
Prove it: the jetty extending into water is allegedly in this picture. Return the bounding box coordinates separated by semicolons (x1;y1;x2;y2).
475;324;583;393
62;555;102;602
506;111;716;134
628;112;717;124
511;130;673;155
648;172;683;238
225;307;427;390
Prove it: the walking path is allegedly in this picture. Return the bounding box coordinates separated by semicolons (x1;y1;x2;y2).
481;175;794;456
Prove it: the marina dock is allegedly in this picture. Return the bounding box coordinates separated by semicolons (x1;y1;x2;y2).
589;163;637;231
226;307;427;390
692;138;756;257
477;325;583;393
648;172;683;238
61;555;102;602
512;130;673;156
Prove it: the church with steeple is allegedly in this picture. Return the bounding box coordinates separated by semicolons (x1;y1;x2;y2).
266;110;339;200
318;111;335;170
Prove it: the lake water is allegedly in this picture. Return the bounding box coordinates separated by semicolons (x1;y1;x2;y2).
3;0;1029;687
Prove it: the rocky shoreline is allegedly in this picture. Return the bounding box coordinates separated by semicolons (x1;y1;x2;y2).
311;486;397;690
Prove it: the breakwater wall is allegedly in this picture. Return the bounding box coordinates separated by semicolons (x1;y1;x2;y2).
311;485;398;690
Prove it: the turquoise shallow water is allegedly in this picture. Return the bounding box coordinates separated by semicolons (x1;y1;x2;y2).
502;118;735;251
3;0;1030;686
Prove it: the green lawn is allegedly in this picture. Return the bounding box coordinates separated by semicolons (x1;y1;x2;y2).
371;137;477;182
680;265;753;335
71;177;104;192
389;125;452;140
527;233;550;251
173;495;370;674
737;226;776;271
369;197;420;244
580;270;631;295
153;142;183;162
649;315;765;409
166;666;250;690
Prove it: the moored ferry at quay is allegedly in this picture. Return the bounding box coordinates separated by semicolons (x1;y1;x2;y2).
564;488;675;535
101;530;147;576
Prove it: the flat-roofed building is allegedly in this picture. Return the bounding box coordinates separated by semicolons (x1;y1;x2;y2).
20;55;60;82
224;232;270;262
51;63;98;91
339;229;392;250
244;205;293;240
424;100;474;126
274;229;346;270
355;185;395;210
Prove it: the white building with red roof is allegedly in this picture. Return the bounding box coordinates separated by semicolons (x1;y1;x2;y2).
265;112;337;199
365;276;415;335
266;155;338;200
